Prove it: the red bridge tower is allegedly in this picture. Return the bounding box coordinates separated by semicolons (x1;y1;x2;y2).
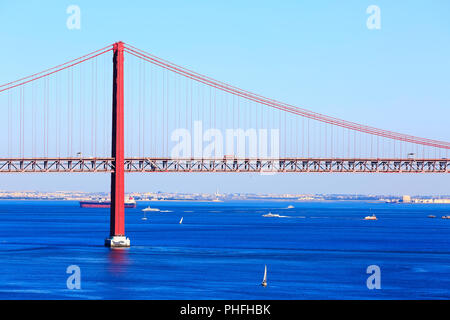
105;42;130;247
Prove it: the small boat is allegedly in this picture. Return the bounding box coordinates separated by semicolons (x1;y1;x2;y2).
142;212;148;221
263;212;277;217
142;206;160;212
261;265;267;287
262;212;288;218
442;216;450;219
364;214;377;220
428;215;436;218
179;217;183;224
287;205;294;209
80;196;136;208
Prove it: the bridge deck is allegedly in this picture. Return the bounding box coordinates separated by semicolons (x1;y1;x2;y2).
0;158;448;173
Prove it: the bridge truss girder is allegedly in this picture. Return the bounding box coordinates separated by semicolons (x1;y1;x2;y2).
0;158;448;173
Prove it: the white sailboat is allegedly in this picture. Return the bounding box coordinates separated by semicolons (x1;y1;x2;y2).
142;211;148;220
179;217;183;224
261;265;267;287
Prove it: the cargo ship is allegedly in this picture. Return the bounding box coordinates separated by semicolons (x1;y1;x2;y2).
79;196;136;208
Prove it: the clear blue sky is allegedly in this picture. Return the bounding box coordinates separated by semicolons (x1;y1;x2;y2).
0;0;449;195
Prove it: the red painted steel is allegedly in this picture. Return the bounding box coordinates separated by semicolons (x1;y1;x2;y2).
0;158;448;173
110;41;125;237
1;41;450;247
123;43;450;150
1;42;449;151
0;45;113;93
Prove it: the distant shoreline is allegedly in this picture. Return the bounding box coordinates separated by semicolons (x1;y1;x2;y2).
0;198;449;204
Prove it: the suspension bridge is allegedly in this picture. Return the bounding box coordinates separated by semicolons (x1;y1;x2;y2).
1;42;449;246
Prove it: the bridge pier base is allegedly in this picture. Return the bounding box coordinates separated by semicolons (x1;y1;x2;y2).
105;236;130;248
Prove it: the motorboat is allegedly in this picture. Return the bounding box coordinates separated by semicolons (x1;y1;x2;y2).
142;206;160;212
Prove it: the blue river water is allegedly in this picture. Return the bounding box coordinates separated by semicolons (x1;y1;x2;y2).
0;200;449;299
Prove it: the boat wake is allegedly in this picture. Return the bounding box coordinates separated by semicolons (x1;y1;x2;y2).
262;213;289;218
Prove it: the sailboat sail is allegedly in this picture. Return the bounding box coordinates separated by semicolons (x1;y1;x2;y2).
262;265;267;286
179;217;183;224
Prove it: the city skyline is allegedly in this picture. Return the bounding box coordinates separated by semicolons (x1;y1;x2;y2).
2;188;450;201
